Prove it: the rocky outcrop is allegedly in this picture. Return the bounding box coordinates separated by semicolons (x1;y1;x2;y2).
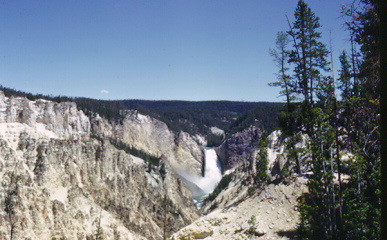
171;176;308;240
265;130;310;180
216;126;262;171
170;129;313;240
0;92;200;239
91;110;204;177
0;91;90;139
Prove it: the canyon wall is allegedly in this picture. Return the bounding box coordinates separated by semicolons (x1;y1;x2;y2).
0;92;201;239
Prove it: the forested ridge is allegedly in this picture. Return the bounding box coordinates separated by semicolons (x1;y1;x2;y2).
268;0;380;239
0;86;283;144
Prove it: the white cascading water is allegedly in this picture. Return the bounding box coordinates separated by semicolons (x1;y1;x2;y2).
199;148;223;193
192;148;223;208
174;147;223;208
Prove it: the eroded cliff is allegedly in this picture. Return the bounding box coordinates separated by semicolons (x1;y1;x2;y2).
216;126;262;171
0;91;201;239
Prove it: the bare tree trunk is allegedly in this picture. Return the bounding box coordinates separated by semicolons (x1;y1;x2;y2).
330;151;337;238
330;30;343;239
8;212;15;240
321;143;333;236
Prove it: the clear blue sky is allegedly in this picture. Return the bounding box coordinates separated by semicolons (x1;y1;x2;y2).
0;0;353;102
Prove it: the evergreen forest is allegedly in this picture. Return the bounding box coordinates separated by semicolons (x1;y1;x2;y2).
0;85;283;146
268;0;380;238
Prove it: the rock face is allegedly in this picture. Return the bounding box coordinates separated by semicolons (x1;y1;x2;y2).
171;129;310;240
216;126;262;171
171;176;308;240
0;92;201;240
0;91;90;139
265;130;310;179
91;110;204;177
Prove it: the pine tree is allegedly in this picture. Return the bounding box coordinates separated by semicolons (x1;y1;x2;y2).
338;51;353;99
286;1;340;238
254;132;269;185
269;31;294;112
341;1;362;97
340;1;380;238
269;30;303;175
270;0;380;238
288;0;330;107
297;75;340;239
354;0;380;101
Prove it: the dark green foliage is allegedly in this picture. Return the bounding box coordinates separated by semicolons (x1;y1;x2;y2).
203;173;234;204
134;100;282;139
338;1;380;236
288;0;330;106
246;215;265;236
74;98;126;122
297;107;338;239
228;104;283;136
285;1;341;238
254;133;269;186
4;188;17;240
338;51;353;99
206;133;224;148
158;195;180;217
0;86;65;102
94;213;104;240
108;138;160;168
247;215;257;235
90;132;104;142
159;163;167;181
272;0;380;239
0;85;282;143
279;162;290;179
208;202;218;211
0;85;125;123
337;98;380;239
342;144;380;239
283;133;305;175
4;175;19;240
247;187;255;196
269;31;294;111
352;0;380;101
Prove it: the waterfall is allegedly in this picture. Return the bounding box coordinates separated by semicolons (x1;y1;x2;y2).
201;148;222;193
192;148;222;208
174;147;223;208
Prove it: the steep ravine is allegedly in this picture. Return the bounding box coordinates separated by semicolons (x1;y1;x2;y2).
0;91;310;240
0;91;202;239
171;130;309;240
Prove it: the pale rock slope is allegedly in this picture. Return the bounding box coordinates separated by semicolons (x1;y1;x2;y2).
171;130;309;240
92;110;204;177
0;91;201;240
171;177;307;240
0;91;90;139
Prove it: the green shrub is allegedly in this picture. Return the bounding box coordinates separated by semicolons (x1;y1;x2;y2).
203;173;234;204
109;138;160;167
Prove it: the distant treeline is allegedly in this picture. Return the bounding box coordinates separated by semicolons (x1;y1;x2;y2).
228;104;283;135
0;85;283;140
122;100;283;140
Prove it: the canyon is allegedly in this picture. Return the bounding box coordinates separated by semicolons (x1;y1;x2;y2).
0;91;203;239
0;91;306;240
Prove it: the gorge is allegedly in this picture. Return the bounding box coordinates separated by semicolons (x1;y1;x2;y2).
0;89;306;240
